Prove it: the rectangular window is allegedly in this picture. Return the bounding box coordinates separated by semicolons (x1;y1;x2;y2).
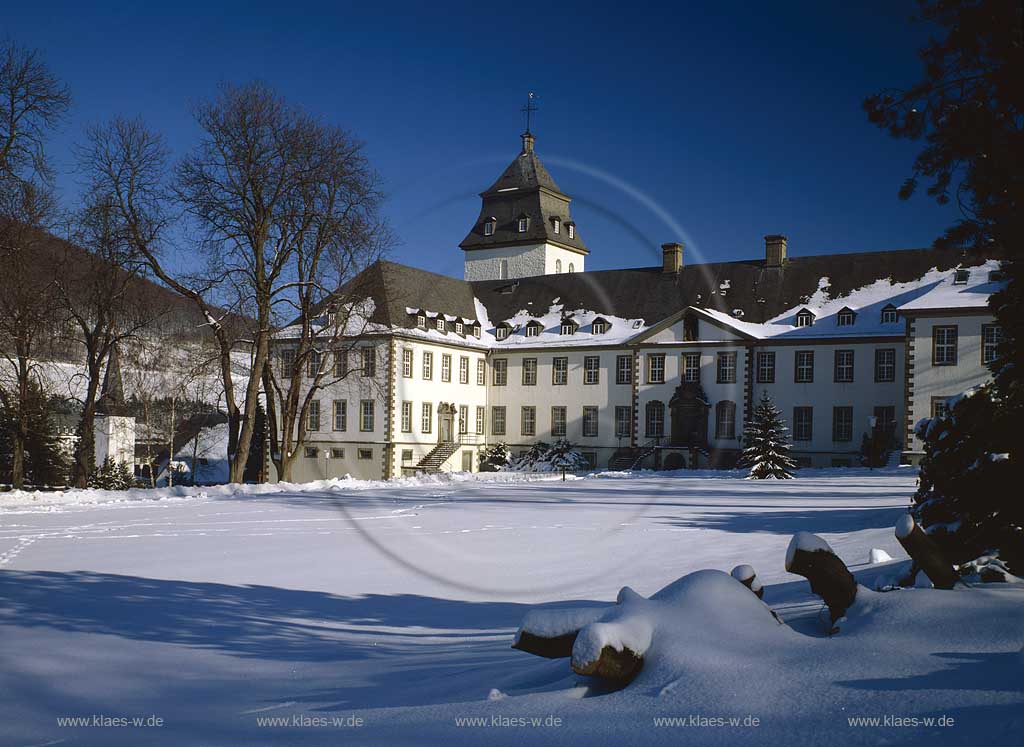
459;405;468;434
756;351;775;384
475;406;485;435
360;400;374;432
361;348;376;377
304;446;318;459
522;358;538;386
401;449;412;462
493;358;508;386
832;406;853;442
931;396;950;419
333;349;347;378
932;325;958;366
401;401;412;433
307;349;322;378
492;406;506;436
306;400;321;432
716;351;737;384
615;406;632;438
874;348;896;382
793;406;813;441
715;402;736;440
333;400;347;431
551;406;567;437
357;448;372;460
794;350;814;383
646;402;665;438
581;451;597;469
834;350;854;383
647;353;666;384
441;353;452;382
521;406;536;436
582;406;599;437
616;355;633;385
332;447;346;459
982;324;1002;365
552;357;568;385
476;358;486;385
874;405;896;438
422;402;433;433
683;353;700;383
280;348;296;378
402;349;413;378
422;351;433;380
459;356;469;384
584;356;600;385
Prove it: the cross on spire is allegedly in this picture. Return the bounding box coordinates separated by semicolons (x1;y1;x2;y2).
521;92;538;134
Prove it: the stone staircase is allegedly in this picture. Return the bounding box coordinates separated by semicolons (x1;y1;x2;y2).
415;442;461;474
608;445;658;471
885;449;902;468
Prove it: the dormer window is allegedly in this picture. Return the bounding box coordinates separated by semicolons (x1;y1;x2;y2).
517;215;529;233
881;305;898;324
989;269;1005;282
524;322;540;338
567;222;575;239
953;269;970;284
836;307;856;327
416;314;426;329
495;325;510;341
455;321;464;335
435;318;445;333
472;324;481;339
592;318;609;335
483;217;496;236
552;217;560;234
560;319;577;336
795;309;815;328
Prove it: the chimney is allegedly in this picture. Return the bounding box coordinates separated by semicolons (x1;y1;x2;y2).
765;234;787;267
662;242;684;273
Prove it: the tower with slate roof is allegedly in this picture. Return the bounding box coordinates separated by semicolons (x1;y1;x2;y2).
460;131;588;281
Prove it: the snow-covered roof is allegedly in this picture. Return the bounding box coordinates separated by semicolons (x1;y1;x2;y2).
897;261;1004;312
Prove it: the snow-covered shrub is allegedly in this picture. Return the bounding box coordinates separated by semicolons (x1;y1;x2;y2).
912;384;1022;574
507;440;589;472
478;443;511;472
738;391;797;479
89;457;136;490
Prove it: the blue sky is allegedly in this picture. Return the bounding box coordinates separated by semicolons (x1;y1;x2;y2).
6;1;957;277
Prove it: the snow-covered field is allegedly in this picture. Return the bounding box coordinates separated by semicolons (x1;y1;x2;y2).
1;468;1020;745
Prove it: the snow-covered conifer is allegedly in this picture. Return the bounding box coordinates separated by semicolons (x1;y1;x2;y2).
738;391;797;479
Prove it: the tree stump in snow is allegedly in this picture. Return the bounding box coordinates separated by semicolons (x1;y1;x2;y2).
785;532;857;622
730;564;764;598
571;644;644;682
512;631;577;659
894;514;957;590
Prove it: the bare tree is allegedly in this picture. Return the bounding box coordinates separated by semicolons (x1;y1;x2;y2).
0;40;71;488
84;83;390;483
56;193;169;486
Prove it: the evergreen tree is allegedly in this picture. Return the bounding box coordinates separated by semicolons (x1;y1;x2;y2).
911;386;1021;573
0;383;69;487
866;1;1022;568
739;392;797;480
88;457;136;490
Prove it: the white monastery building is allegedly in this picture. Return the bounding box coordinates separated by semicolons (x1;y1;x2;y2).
271;131;1004;482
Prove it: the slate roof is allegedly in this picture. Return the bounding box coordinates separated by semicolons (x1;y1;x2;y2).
458;134;589;255
471;246;986;326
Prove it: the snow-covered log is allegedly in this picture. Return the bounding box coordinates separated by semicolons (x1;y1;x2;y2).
571;639;645;682
730;564;764;598
895;514;957;590
512;607;606;659
785;532;857;622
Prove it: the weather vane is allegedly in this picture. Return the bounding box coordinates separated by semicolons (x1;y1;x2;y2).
521;92;538;133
